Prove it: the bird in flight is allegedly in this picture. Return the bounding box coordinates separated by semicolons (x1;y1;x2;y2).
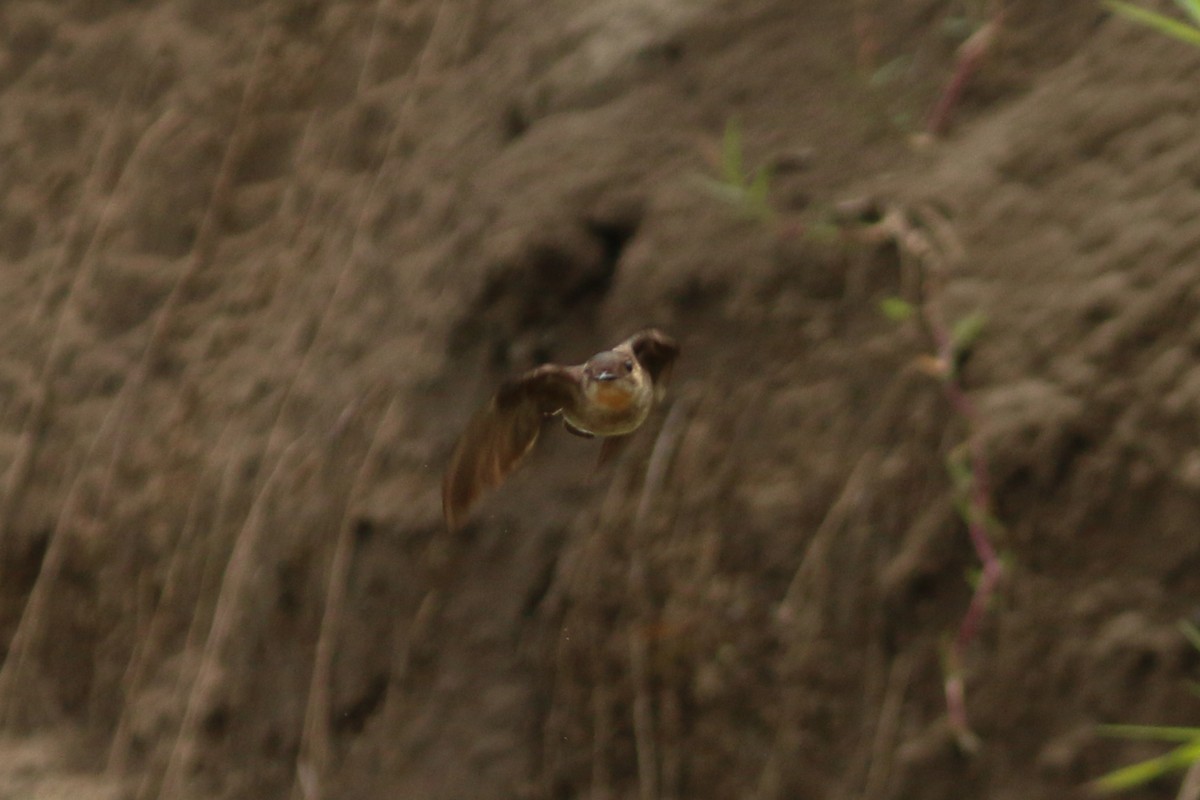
442;328;680;530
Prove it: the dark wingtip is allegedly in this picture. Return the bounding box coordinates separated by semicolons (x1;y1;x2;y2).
628;328;680;383
441;479;457;533
442;462;469;533
442;495;459;533
441;441;471;532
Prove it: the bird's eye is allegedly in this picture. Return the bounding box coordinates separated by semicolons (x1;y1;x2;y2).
624;359;634;371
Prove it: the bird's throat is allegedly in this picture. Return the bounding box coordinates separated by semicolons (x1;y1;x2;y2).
591;383;635;411
568;380;650;437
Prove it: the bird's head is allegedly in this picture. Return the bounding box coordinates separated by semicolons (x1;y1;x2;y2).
583;350;644;410
585;351;637;383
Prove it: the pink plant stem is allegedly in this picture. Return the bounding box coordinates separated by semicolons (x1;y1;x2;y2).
929;309;1004;748
927;15;1003;136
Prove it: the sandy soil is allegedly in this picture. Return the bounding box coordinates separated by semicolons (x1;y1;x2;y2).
1;0;1199;798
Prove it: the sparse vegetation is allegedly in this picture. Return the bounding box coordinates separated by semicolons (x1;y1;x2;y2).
926;10;1004;135
1087;5;1200;794
2;3;1198;799
697;117;775;223
871;206;1004;752
1092;622;1200;794
1104;0;1200;47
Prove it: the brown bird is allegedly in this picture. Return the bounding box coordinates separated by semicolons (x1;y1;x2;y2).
442;328;679;530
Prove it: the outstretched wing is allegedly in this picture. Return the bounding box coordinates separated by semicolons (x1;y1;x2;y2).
623;328;680;386
442;364;581;531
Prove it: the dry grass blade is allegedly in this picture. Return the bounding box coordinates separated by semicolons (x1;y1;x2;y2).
255;0;458;473
628;626;659;800
155;439;301;800
0;391;130;726
633;399;694;533
105;440;228;777
0;108;184;547
658;686;682;800
860;652;914;799
292;399;399;800
590;682;613;800
624;399;693;800
1;7;274;737
133;456;240;800
28;65;137;324
755;451;879;800
778;451;879;618
378;588;441;747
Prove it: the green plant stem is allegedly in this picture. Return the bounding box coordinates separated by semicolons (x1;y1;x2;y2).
1104;0;1200;47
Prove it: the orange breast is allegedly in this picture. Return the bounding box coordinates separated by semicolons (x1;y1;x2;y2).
592;384;634;411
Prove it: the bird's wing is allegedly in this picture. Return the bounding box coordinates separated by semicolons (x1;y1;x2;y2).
442;364;581;530
623;328;680;386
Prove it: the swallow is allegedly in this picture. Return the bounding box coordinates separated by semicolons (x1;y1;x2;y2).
442;328;680;530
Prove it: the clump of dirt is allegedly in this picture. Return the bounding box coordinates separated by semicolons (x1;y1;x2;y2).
1;1;1198;799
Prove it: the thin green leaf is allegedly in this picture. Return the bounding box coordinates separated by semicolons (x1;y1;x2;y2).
803;220;842;244
749;165;771;198
941;16;977;40
1098;724;1200;742
695;174;773;222
1093;740;1200;792
965;565;982;590
1173;0;1200;25
880;296;915;322
997;549;1015;572
950;312;987;353
747;165;774;221
945;450;972;493
693;174;744;204
950;494;971;524
869;55;912;87
1094;757;1171;792
1104;0;1200;48
891;110;914;130
1179;620;1200;653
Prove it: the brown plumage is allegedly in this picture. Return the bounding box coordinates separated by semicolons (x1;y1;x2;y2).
442;329;679;530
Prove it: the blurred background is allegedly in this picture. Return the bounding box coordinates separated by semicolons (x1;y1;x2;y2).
1;1;1198;798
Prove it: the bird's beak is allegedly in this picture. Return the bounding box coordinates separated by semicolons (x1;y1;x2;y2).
594;370;617;382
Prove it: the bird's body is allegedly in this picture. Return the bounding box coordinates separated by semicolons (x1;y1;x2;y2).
442;329;679;530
